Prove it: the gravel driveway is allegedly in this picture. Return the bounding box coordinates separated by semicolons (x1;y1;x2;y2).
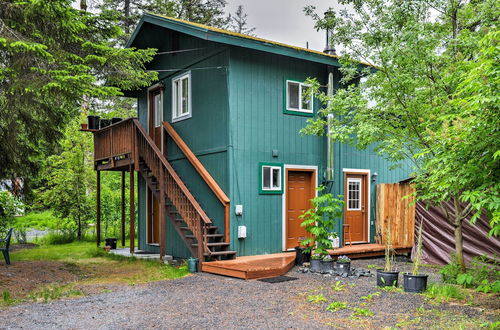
1;258;498;329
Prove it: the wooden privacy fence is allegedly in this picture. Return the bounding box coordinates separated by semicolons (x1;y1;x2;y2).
376;182;416;248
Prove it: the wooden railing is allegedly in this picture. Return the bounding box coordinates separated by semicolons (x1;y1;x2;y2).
162;122;231;243
133;119;212;260
93;118;135;161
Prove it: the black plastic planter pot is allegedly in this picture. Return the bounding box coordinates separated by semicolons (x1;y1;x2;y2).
310;259;322;272
336;262;351;275
403;273;428;293
104;238;117;249
100;119;111;129
377;270;399;287
320;260;334;273
294;246;310;266
111;117;122;125
87;115;100;130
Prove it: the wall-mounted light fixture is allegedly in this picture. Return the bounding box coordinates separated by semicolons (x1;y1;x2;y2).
372;172;378;182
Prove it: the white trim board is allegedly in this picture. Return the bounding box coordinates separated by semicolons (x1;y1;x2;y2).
281;165;318;251
342;168;371;243
146;83;165;154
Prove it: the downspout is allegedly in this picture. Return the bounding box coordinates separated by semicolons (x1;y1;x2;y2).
326;71;335;186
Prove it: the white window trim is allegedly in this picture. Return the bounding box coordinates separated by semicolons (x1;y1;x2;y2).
347;178;362;211
171;71;192;122
286;80;314;113
146;83;164;154
261;165;282;191
153;92;163;128
281;165;318;251
343;168;371;244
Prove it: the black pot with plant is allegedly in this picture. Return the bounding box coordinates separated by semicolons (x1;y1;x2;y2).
321;255;334;272
87;115;100;130
298;189;343;273
335;255;351;275
377;225;400;287
310;253;322;272
404;223;428;293
295;246;311;266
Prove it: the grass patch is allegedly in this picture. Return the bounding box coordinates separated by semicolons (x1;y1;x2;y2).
11;241;98;261
307;294;327;304
326;301;348;312
14;211;58;231
28;284;83;303
423;283;466;303
351;307;374;318
360;292;381;301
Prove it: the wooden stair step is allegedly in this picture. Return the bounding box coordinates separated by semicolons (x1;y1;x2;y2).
205;250;237;257
192;242;229;247
180;226;218;231
186;234;223;239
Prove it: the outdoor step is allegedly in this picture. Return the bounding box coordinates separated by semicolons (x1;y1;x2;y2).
192;242;229;247
185;234;223;239
204;250;237;257
180;226;218;231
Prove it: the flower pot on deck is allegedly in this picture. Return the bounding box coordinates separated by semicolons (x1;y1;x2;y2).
377;269;399;287
294;246;311;266
403;273;428;293
87;115;100;130
310;259;322;272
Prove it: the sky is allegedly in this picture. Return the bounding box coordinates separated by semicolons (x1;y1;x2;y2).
225;0;338;52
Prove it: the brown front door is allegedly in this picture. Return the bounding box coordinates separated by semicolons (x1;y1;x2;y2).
286;169;315;250
344;173;368;243
147;87;163;245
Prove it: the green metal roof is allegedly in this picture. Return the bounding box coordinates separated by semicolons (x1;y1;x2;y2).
127;13;347;67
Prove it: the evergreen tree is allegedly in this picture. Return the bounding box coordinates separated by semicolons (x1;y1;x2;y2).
228;5;255;36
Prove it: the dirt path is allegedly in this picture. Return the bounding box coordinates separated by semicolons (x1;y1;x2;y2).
1;259;498;329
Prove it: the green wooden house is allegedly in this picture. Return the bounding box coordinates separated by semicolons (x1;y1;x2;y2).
90;13;412;262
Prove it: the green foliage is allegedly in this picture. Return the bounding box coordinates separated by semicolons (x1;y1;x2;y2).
326;301;348;312
14;211;58;231
28;284;83;303
441;255;500;291
476;280;500;294
456;273;474;288
299;188;342;256
0;191;21;235
0;0;157;188
360;292;381;302
412;223;424;275
307;294;327;304
332;281;346;292
1;290;15;306
424;284;466;303
351;308;374;317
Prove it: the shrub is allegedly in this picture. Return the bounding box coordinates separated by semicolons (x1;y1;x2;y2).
424;284;466;302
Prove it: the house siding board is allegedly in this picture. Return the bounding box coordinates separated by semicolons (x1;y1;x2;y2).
228;47;327;256
135;30;230;257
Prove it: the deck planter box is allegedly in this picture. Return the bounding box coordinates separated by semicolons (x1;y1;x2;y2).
320;259;334;272
335;262;351;275
104;238;117;249
403;273;428;293
87;115;100;130
310;259;322;272
294;246;310;266
377;270;399;287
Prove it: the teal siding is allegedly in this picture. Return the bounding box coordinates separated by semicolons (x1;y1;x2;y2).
228;47;327;256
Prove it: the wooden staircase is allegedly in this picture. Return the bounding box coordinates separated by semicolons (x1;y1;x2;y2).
91;118;235;261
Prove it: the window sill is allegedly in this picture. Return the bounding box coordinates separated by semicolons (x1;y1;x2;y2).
171;113;192;123
283;108;314;117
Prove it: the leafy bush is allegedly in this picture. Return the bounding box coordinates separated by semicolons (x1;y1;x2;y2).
299;188;342;256
441;255;500;290
424;284;466;302
0;191;21;235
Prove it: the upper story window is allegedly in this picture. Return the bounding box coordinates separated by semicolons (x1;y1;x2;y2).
172;71;191;122
285;80;313;115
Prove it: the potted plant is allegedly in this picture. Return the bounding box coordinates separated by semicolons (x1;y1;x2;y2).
321;254;334;272
299;189;343;273
294;245;311;266
377;226;399;287
310;253;323;272
403;223;428;293
335;255;351;275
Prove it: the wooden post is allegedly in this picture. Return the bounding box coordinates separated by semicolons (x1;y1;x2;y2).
96;170;101;247
121;171;126;247
129;164;135;254
159;168;166;260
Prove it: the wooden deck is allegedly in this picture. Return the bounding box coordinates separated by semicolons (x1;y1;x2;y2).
201;252;296;280
328;243;412;259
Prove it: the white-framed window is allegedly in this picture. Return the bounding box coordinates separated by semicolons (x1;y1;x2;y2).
260;164;282;193
172;71;191;122
347;178;362;210
153;91;162;127
286;80;313;113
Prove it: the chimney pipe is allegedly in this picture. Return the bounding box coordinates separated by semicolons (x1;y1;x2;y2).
323;11;336;55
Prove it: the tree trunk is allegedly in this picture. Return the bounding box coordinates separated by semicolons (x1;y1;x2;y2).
124;0;131;34
454;218;466;273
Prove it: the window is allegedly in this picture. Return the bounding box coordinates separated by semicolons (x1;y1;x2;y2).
347;178;361;210
153;91;162;127
285;80;313;115
172;72;191;122
259;163;283;194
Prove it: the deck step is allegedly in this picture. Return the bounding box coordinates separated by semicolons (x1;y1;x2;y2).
205;250;237;257
186;234;223;239
192;242;229;247
180;226;217;231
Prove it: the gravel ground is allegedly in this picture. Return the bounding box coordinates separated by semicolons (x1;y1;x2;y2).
1;258;498;329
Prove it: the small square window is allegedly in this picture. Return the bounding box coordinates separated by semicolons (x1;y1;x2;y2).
172;72;191;122
286;80;314;114
260;163;283;194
